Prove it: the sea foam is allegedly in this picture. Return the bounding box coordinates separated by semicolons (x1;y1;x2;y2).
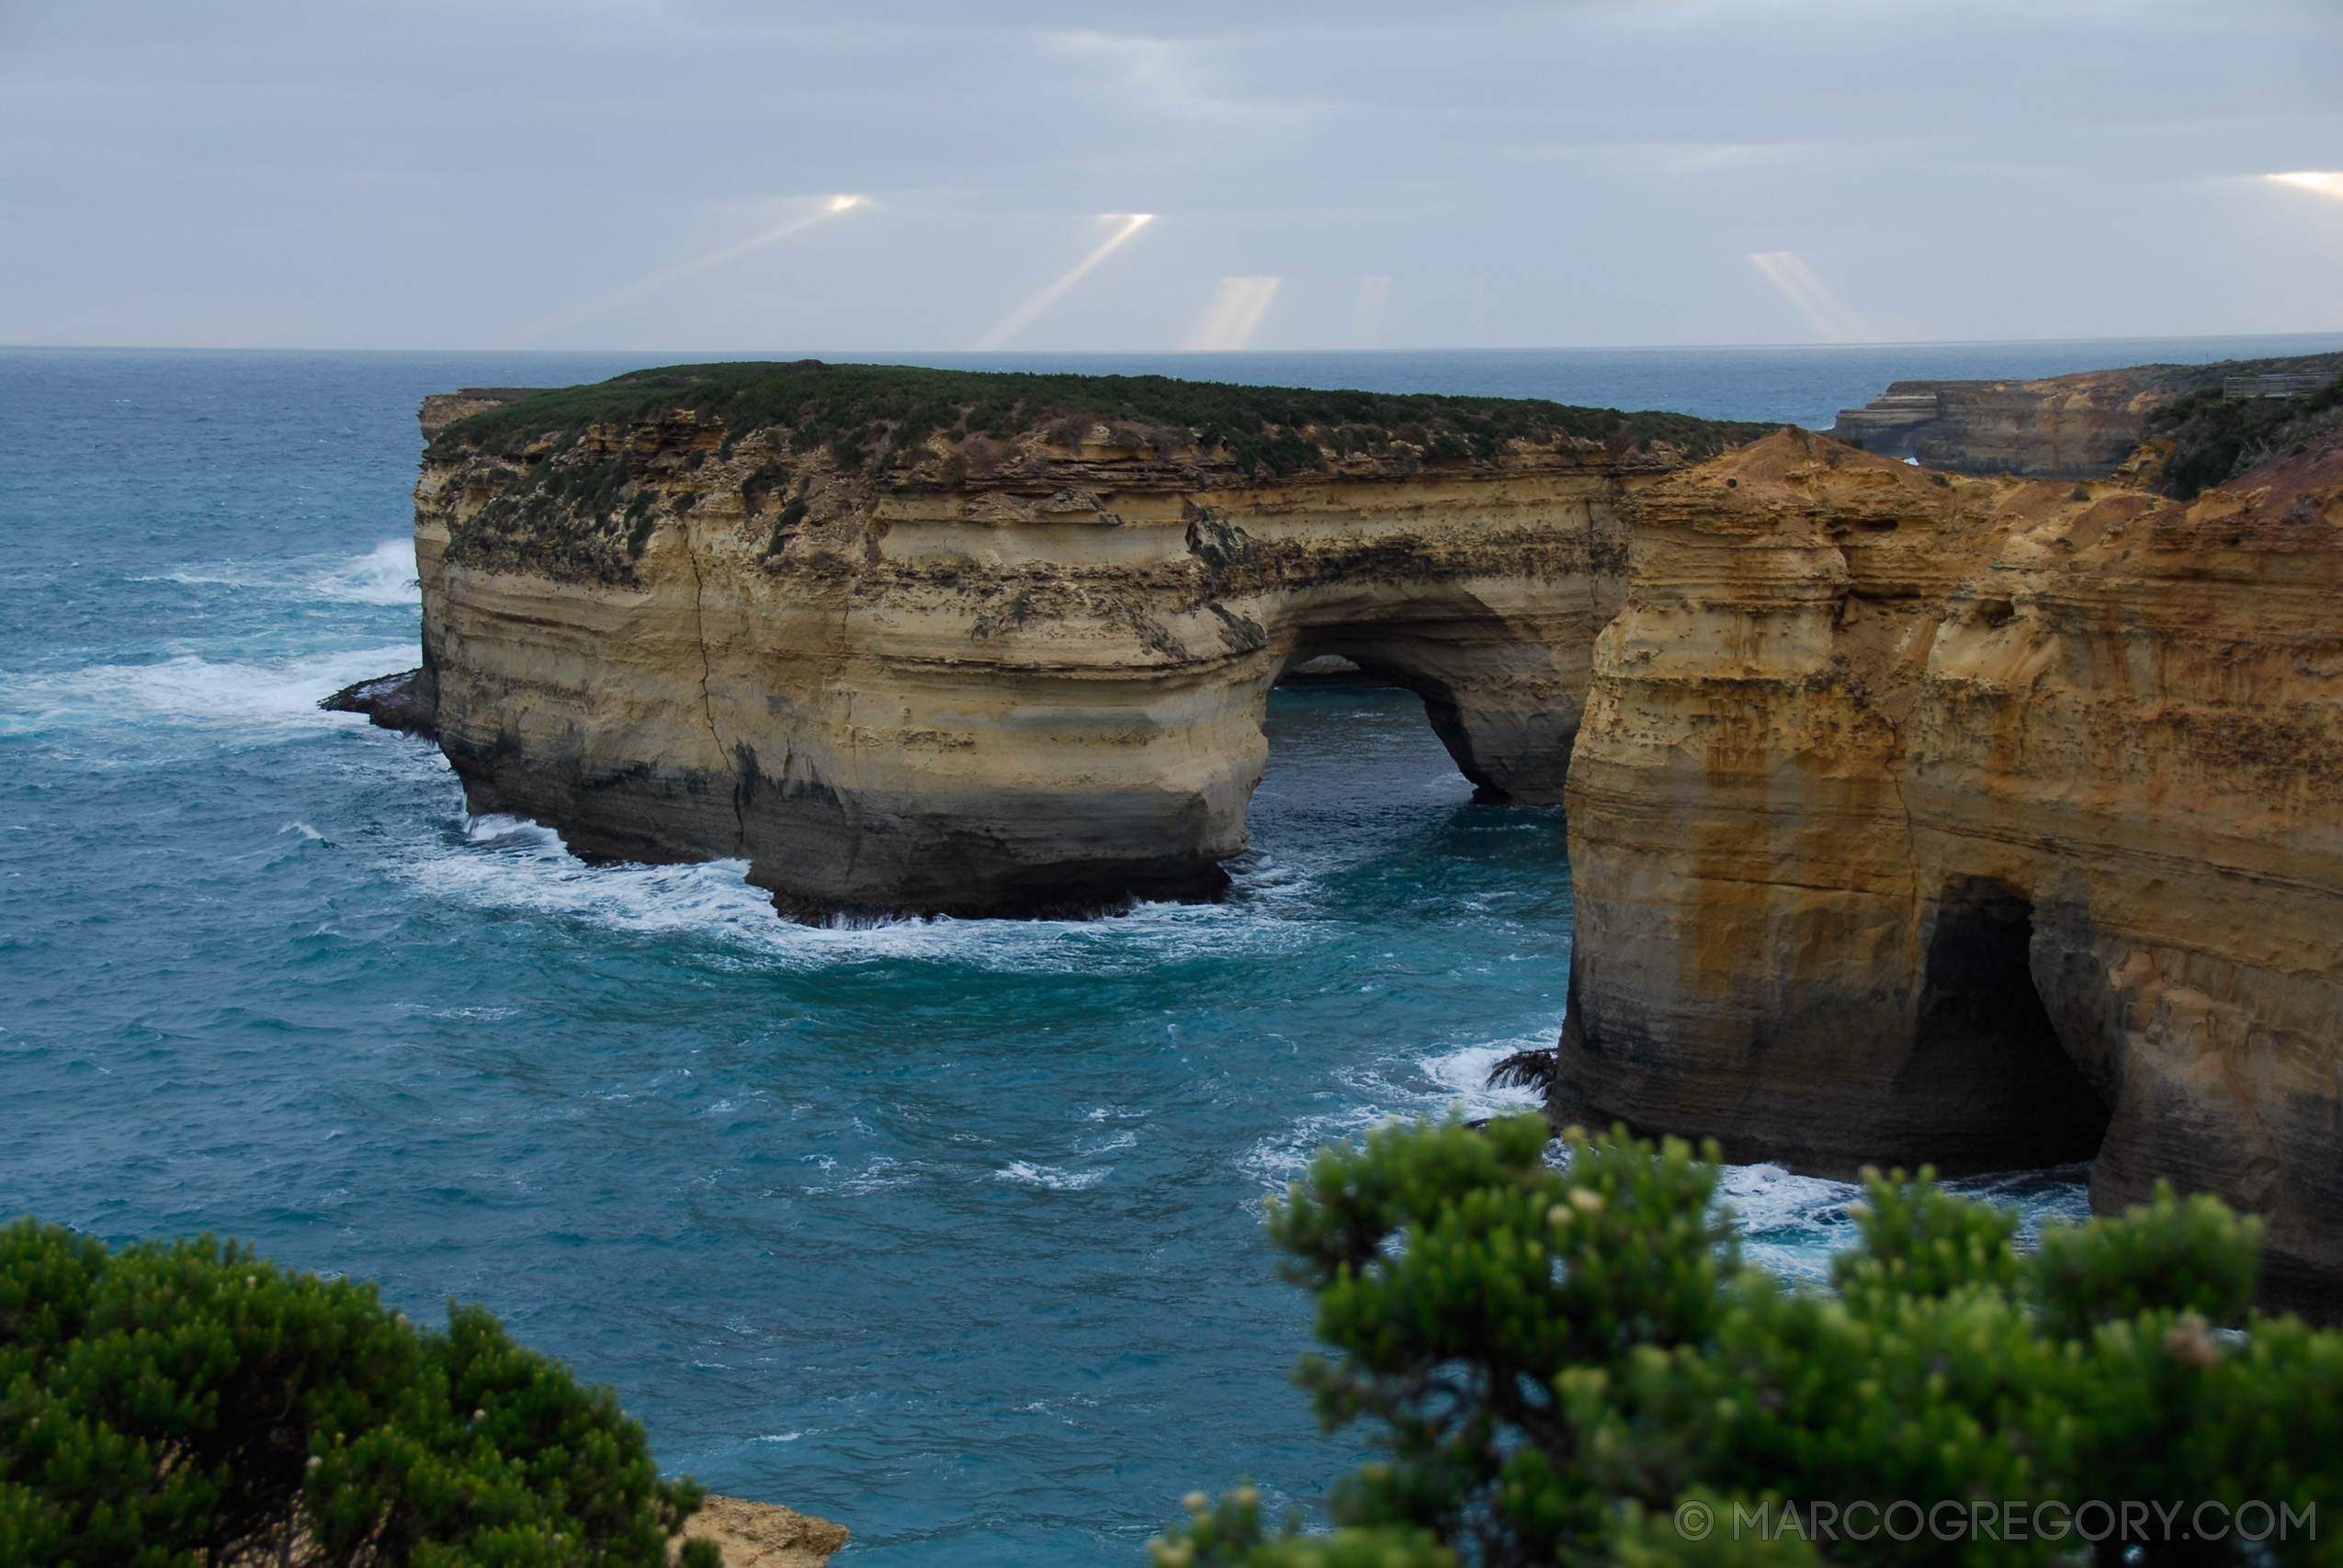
0;643;420;742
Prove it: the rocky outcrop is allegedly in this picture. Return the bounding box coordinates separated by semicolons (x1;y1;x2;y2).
677;1496;846;1568
419;389;553;440
413;363;1767;919
1828;352;2343;479
321;668;437;739
1555;428;2343;1296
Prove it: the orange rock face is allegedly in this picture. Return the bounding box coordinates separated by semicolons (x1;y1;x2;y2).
1558;430;2343;1294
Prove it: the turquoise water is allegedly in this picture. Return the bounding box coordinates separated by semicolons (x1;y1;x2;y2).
6;340;2322;1563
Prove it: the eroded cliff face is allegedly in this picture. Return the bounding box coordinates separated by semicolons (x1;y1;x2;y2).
412;364;2343;1288
414;368;1756;918
1556;429;2343;1292
1828;352;2343;481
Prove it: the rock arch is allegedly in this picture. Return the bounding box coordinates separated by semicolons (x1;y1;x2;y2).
420;419;1639;920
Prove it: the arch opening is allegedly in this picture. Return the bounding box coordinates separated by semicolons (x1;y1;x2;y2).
1900;877;2111;1173
1272;620;1563;806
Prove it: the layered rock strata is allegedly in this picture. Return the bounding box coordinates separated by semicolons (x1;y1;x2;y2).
1831;370;2185;479
1556;429;2343;1293
1828;352;2343;479
406;361;2343;1289
413;365;1765;918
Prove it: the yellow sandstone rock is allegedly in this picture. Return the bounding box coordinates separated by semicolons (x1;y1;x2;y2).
1557;429;2343;1297
414;386;1705;918
675;1496;847;1568
407;369;2343;1295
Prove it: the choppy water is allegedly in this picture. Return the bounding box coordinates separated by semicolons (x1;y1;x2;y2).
6;339;2325;1564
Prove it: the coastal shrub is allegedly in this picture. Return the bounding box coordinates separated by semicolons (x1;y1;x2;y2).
427;361;1780;481
0;1218;709;1568
1154;1118;2343;1568
2145;370;2343;499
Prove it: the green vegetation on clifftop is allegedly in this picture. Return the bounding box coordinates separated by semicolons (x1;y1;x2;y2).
2145;367;2343;499
429;361;1779;480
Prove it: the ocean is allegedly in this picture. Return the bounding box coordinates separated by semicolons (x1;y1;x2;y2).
6;334;2335;1565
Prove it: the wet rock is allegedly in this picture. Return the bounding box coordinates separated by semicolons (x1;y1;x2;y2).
320;668;436;739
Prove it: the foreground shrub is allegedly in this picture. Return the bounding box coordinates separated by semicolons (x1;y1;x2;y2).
0;1218;710;1568
1155;1118;2343;1568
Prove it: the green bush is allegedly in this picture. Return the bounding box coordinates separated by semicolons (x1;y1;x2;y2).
1156;1118;2343;1568
427;361;1779;482
0;1218;709;1568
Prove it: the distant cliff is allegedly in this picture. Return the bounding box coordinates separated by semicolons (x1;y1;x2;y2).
1828;352;2342;481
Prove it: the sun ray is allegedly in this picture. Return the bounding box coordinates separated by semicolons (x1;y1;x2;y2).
1185;276;1281;351
969;215;1153;351
1344;276;1392;350
1749;251;1878;344
511;196;868;344
2269;172;2343;200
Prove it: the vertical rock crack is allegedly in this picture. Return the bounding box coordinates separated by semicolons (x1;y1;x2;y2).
681;520;749;854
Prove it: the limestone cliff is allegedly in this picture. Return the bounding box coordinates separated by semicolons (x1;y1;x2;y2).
413;362;1768;919
406;360;2343;1292
1828;352;2343;479
1556;428;2343;1296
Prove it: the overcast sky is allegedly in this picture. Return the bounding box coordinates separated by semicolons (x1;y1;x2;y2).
2;0;2337;351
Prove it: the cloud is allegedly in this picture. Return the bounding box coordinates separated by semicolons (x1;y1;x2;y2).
0;0;2337;347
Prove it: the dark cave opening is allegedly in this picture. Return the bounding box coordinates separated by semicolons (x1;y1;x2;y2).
1904;877;2111;1172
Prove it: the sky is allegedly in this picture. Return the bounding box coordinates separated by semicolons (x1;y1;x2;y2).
1;0;2338;352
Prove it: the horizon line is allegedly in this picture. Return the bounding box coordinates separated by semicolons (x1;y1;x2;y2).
4;330;2341;357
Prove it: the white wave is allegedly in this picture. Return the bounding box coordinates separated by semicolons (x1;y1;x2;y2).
804;1156;916;1196
400;817;787;943
1239;1105;1391;1190
1716;1160;2093;1281
1237;1026;1559;1191
1716;1163;1861;1280
388;810;1333;976
1716;1162;1859;1238
313;541;421;605
997;1161;1106;1191
1418;1033;1548;1119
128;542;421;607
0;643;419;740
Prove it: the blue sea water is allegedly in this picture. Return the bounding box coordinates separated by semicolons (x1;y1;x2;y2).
5;335;2333;1564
